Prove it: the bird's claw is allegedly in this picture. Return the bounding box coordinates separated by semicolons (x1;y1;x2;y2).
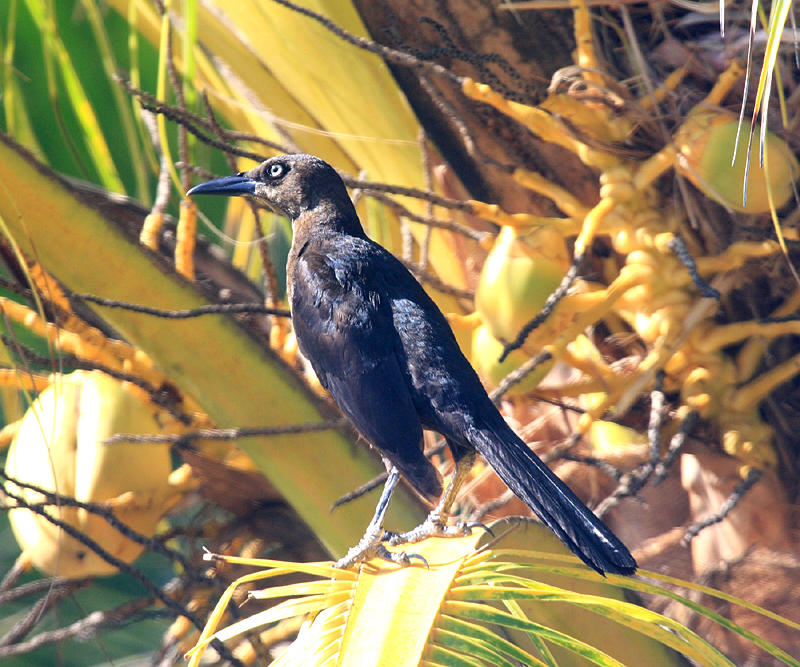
465;521;495;538
335;530;429;569
335;528;382;569
373;544;428;568
386;517;474;547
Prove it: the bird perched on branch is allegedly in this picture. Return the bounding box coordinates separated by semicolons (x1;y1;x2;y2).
188;154;636;575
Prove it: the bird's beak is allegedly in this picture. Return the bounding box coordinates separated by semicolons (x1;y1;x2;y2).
187;174;258;197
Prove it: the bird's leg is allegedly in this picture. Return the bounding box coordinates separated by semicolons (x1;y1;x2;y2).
386;449;480;546
334;467;427;568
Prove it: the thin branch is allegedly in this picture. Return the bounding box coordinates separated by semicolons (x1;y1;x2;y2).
594;380;672;518
369;188;490;242
648;370;666;467
200;92;281;310
331;440;449;510
0;577;92;606
669;235;720;299
400;260;474;300
0;471;199;578
330;474;390;512
118;77;268;163
104;420;348;445
653;410;699;485
489;349;552;403
469;489;515;522
0;580;87;647
354;181;472;212
0;336;194;424
165;22;191;192
682;468;763;544
561;453;624;481
269;0;460;83
499;253;583;361
0;596;156;659
75;294;290;319
413;16;535;102
124;77;479;219
0;485;236;662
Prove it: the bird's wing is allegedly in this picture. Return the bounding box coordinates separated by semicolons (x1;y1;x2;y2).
290;246;441;501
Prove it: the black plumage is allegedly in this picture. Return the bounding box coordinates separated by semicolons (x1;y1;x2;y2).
188;154;636;575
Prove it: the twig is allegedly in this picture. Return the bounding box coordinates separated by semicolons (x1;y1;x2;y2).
104;420;348;445
0;335;194;425
400;261;474;300
499;253;583;361
489;349;552;403
199;92;282;311
648;371;666;467
354;181;472;212
469;489;515;522
0;579;88;647
561;453;624;480
269;0;460;84
0;471;198;578
681;468;763;544
369;189;490;242
0;596;157;659
75;294;290;319
669;235;720;299
418;129;434;270
653;410;699;485
0;577;92;605
0;485;238;664
331;440;449;510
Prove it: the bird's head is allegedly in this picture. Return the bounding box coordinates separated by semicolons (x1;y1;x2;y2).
188;154;356;224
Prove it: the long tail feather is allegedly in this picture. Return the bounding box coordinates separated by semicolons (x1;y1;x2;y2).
469;417;636;575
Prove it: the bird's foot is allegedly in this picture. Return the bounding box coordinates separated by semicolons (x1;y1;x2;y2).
335;527;428;569
384;513;491;547
333;467;428;568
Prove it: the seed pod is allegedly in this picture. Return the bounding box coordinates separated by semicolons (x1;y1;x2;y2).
4;371;178;578
674;109;798;213
475;225;569;347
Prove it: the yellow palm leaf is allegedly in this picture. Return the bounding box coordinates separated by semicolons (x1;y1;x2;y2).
188;523;798;666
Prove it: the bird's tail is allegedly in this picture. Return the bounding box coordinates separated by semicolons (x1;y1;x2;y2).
469;415;636;575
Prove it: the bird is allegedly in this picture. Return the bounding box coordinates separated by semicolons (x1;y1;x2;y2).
188;154;637;575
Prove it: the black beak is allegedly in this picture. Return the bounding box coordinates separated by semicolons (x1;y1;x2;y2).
187;174;258;197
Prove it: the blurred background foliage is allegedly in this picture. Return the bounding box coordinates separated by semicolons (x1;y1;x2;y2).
0;0;799;664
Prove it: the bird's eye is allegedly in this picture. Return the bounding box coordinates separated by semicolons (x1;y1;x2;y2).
268;164;285;179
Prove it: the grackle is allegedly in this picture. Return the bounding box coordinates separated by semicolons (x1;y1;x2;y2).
188;154;636;575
